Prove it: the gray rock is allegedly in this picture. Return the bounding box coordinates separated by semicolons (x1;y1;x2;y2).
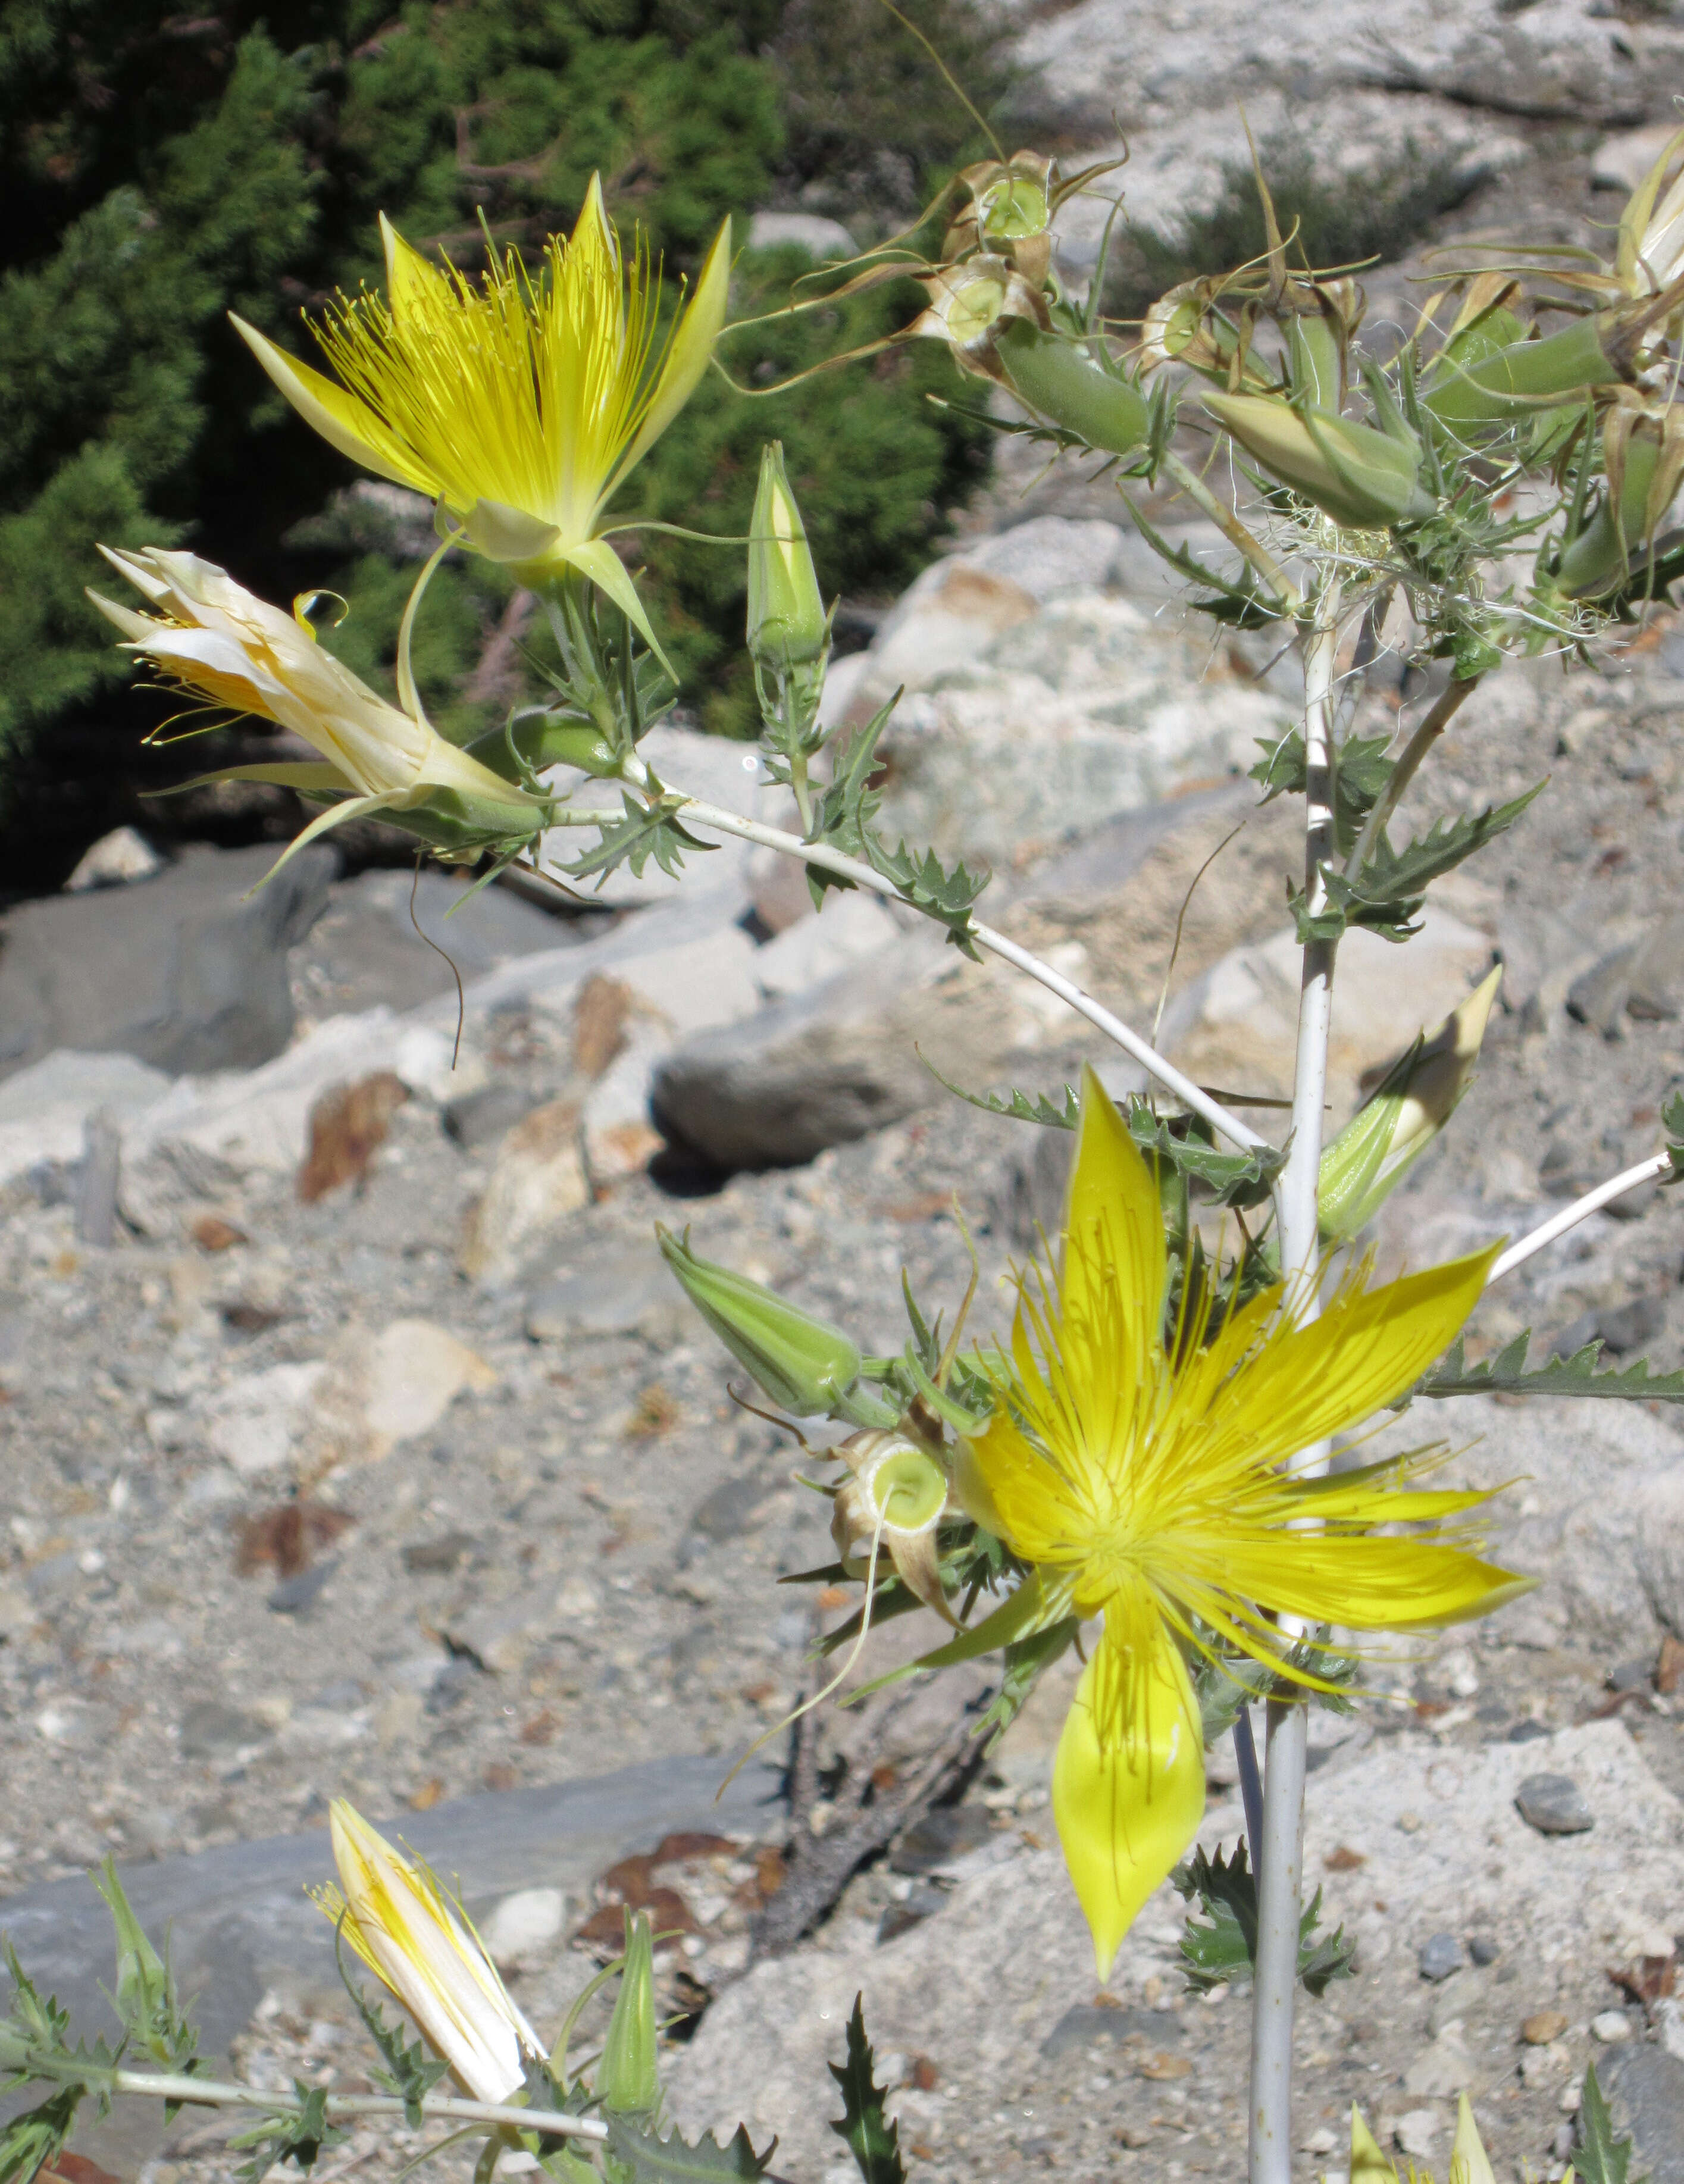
1555;1294;1668;1359
687;1473;778;1544
1626;914;1684;1020
1419;1931;1464;1980
890;1804;994;1875
1468;1935;1500;1966
960;517;1131;601
293;868;571;1018
525;1241;687;1344
443;1080;547;1150
177;1701;267;1760
267;1559;337;1616
1515;1773;1595;1835
747;210;857;258
1040;2003;1182;2058
1567;945;1638;1037
0;843;333;1080
1601;2043;1684;2184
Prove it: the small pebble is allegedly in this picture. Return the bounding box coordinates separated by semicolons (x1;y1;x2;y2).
1397;1810;1425;1833
1591;2010;1633;2044
1524;2010;1570;2045
1394;2110;1438;2160
1420;1932;1464;1982
1469;1936;1500;1967
1304;2127;1338;2155
1515;1773;1594;1836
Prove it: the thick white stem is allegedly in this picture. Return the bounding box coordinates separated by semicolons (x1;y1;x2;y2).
109;2069;608;2142
566;794;1269;1156
1488;1153;1673;1281
1248;583;1341;2184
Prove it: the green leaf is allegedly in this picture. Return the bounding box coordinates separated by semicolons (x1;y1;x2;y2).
227;2083;343;2184
560;791;717;886
826;1996;906;2184
1250;731;1393;852
95;1858;199;2077
865;836;989;957
1664;1089;1684;1185
1575;2061;1645;2184
598;1911;661;2119
846;1569;1076;1701
1125;503;1282;627
975;1617;1082;1751
0;2087;82;2184
916;1054;1082;1131
1411;1331;1684;1407
603;2116;774;2183
1317;779;1546;942
803;697;897;905
1171;1842;1354;1997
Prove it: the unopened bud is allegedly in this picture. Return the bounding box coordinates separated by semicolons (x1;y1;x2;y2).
657;1226;861;1416
1204;392;1435;529
1555;402;1684;597
597;1909;659;2116
996;320;1152;459
1318;965;1501;1241
467;707;621;782
1424;313;1625;431
747;442;829;669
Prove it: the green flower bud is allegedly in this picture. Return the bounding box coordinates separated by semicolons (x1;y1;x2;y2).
747;442;829;668
1318;965;1501;1242
1423;314;1626;430
1555;402;1684;597
657;1225;862;1416
464;709;621;782
995;320;1152;458
597;1909;659;2116
1204;391;1436;529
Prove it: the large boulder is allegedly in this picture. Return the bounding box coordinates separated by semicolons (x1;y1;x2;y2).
0;843;333;1081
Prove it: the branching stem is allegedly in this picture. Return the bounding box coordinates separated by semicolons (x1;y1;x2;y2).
107;2070;608;2143
1344;674;1481;881
1160;450;1304;616
1488;1153;1673;1282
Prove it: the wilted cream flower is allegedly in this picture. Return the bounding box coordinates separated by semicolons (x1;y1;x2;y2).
315;1801;542;2105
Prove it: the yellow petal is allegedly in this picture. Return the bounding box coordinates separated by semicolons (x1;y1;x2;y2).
1450;2094;1497;2184
613;215;732;487
1209;1534;1532;1635
1219;1247;1497;1466
1350;2105;1399;2184
380;214;451;327
230;314;437;493
1063;1063;1165;1369
1053;1598;1204;1980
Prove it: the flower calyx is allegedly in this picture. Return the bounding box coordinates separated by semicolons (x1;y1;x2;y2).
830;1429;957;1625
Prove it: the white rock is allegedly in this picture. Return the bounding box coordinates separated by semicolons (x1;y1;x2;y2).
459;1097;589;1287
1592;2010;1635;2044
1592;121;1683;195
1393;2111;1439;2161
481;1886;567;1969
64;827;165;892
1403;2029;1480;2097
747;211;858;259
0;1049;174;1188
199;1360;328;1477
961;517;1130;600
752;891;903;1002
359;1319;497;1447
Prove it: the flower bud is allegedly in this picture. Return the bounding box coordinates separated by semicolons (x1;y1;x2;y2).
657;1225;861;1416
1555;400;1684;597
1423;312;1626;430
995;320;1152;459
597;1909;659;2116
1203;392;1436;529
747;442;829;669
466;708;622;783
1318;965;1501;1242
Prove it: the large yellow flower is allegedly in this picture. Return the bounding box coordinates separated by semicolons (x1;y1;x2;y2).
963;1066;1526;1977
231;181;730;656
90;546;547;871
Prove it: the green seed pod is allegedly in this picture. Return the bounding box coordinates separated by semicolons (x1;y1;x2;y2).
1318;966;1501;1243
747;441;829;669
657;1225;862;1416
832;1431;954;1623
1287;313;1342;409
597;1909;659;2116
995;318;1151;458
1554;403;1684;597
464;710;620;783
1204;392;1435;528
1423;314;1625;430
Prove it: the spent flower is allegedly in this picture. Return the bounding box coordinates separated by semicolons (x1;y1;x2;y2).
315;1801;543;2104
963;1068;1526;1975
232;183;730;657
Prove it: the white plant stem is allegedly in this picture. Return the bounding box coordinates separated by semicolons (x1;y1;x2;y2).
108;2069;609;2143
1488;1152;1673;1282
537;794;1269;1156
1248;579;1342;2184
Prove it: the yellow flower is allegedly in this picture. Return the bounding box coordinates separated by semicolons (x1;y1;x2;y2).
1351;2092;1496;2184
315;1801;542;2105
90;546;547;869
964;1066;1526;1977
230;183;730;659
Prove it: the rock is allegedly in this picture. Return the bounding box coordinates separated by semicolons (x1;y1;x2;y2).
1593;121;1684;195
1170;906;1496;1125
1525;2010;1570;2045
1515;1773;1595;1836
357;1319;496;1448
751;891;903;1002
1393;2111;1440;2161
1592;2009;1634;2042
686;1473;778;1544
572;975;633;1080
458;1096;589;1286
1468;1936;1500;1967
524;1241;687;1346
652;926;1084;1171
847;584;1292;869
580;1032;669;1188
63;827;165;892
198;1359;328;1478
1568;945;1638;1037
959;517;1132;601
0;1050;173;1191
267;1559;339;1615
890;1806;994;1876
401;1531;478;1574
1601;2044;1684;2184
747;210;857;258
1419;1932;1464;1981
443;1080;545;1152
177;1702;267;1761
481;1885;566;1969
296;1070;409;1201
1402;2028;1478;2097
119;1010;460;1232
0;843;333;1080
290;866;570;1018
1554;1294;1667;1360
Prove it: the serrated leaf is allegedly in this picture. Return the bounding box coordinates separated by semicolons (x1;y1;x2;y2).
975;1616;1082;1751
334;1921;445;2131
1664;1089;1684;1185
916;1053;1081;1131
604;2115;774;2183
1411;1331;1684;1407
1250;731;1393;852
561;792;717;885
866;836;988;955
227;2083;343;2184
0;2086;81;2184
1336;780;1545;940
804;699;897;906
1575;2062;1644;2184
96;1858;199;2075
1171;1842;1354;1997
827;1996;905;2184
